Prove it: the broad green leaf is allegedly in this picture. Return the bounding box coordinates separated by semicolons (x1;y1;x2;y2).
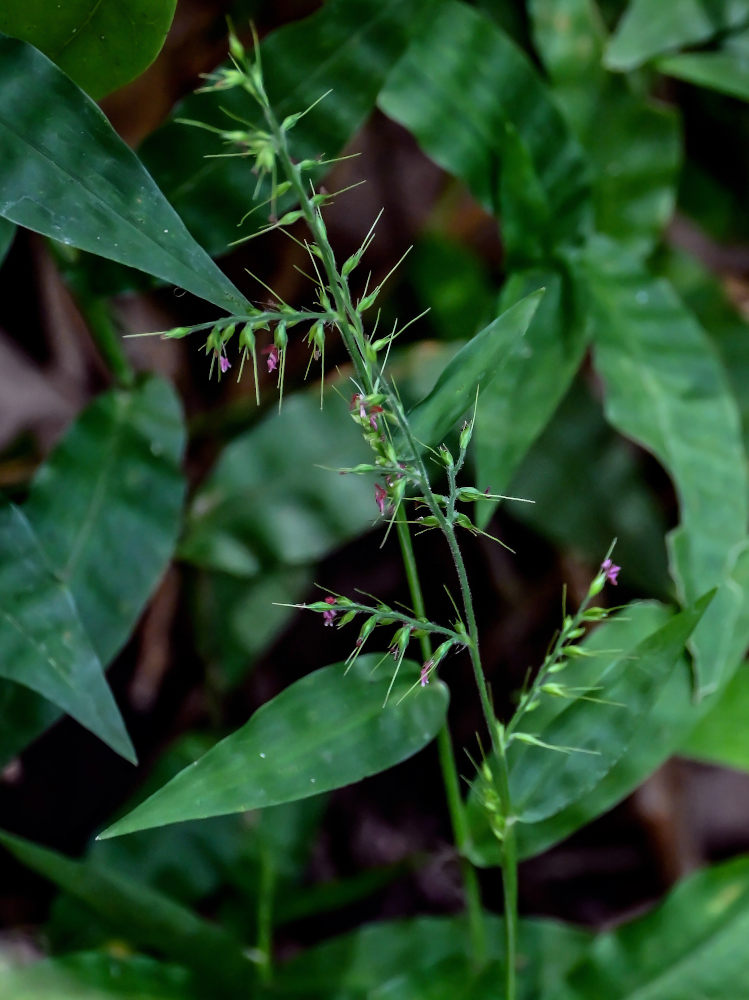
0;679;59;766
514;542;749;860
474;270;587;523
530;0;681;255
0;35;248;314
0;830;253;996
661;246;749;452
658;28;749;101
0;952;196;1000
99;655;449;839
508;378;671;595
0;502;134;762
679;662;749;770
0;217;13;266
25;375;186;666
272;914;591;999
378;0;592;251
408;289;544;450
584;235;749;695
141;0;431;255
554;856;749;999
605;0;749;71
509;592;712;824
0;1;176;99
180;388;375;578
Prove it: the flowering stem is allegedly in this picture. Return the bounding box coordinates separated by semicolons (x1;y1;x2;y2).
395;512;487;966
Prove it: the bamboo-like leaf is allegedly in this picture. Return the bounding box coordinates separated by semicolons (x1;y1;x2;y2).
25;376;186;666
408;289;544;451
605;0;748;71
509;592;712;825
0;1;176;99
658;29;749;102
0;35;248;313
529;0;681;256
679;661;749;771
584;235;749;696
378;0;592;250
99;656;448;839
0;831;253;997
0;503;135;763
554;857;749;999
475;269;587;523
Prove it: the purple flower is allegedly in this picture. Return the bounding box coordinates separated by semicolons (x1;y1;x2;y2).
323;596;337;627
262;345;279;373
368;405;384;430
219;354;231;374
374;483;387;515
420;660;433;687
601;558;620;586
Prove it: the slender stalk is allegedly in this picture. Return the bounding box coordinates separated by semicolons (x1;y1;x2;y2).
255;845;275;985
396;513;487;966
78;294;135;387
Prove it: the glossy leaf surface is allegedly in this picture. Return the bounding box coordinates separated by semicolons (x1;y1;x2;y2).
0;952;195;1000
180;389;374;577
679;662;749;771
99;656;449;839
584;236;749;695
0;35;248;313
555;856;749;999
0;830;253;995
408;289;544;450
605;0;748;70
378;0;591;252
0;0;177;99
530;0;681;256
0;502;134;762
474;269;587;521
141;0;430;255
25;375;186;665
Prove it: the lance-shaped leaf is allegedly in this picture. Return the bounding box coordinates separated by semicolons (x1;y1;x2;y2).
555;856;749;999
509;592;712;825
0;34;248;314
0;1;177;99
378;0;592;250
605;0;748;71
679;661;749;771
24;375;186;666
0;503;134;762
584;235;749;696
657;28;749;102
0;831;252;997
475;269;587;524
99;656;448;839
407;289;544;451
0;952;196;1000
141;0;432;255
529;0;681;256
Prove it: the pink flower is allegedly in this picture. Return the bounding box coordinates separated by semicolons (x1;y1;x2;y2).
601;558;620;585
219;354;231;374
420;660;433;687
323;595;337;627
262;345;279;373
374;483;387;515
368;405;384;430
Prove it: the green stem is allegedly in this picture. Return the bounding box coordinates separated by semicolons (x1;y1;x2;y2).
396;513;487;966
78;295;135;387
256;846;275;985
